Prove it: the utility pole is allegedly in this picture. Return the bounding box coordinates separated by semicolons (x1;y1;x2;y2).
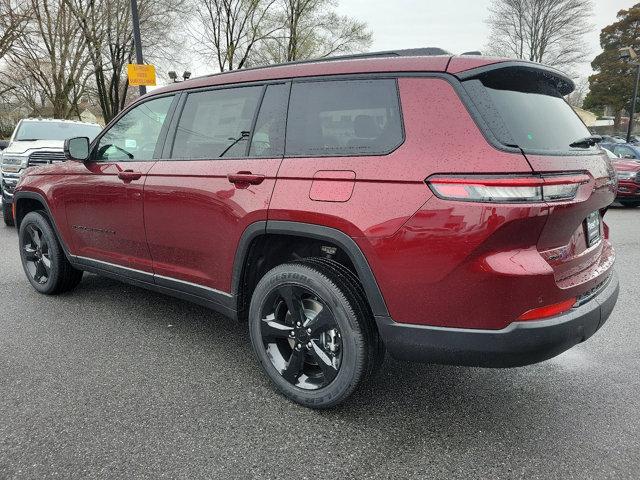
130;0;146;96
628;64;640;143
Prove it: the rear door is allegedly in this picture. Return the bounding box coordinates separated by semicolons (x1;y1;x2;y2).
143;82;289;295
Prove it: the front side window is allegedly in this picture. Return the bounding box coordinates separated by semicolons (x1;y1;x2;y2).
171;86;262;159
95;96;174;161
286;79;404;157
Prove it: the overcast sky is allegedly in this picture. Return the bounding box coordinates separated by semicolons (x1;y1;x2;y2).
335;0;634;78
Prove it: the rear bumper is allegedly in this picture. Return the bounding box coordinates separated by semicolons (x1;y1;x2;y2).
376;271;619;367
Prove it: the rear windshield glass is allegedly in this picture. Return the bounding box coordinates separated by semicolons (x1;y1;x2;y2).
463;68;593;154
15;121;102;141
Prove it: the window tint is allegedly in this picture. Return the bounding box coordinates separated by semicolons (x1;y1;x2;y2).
463;68;593;153
95;96;173;161
249;83;289;157
286;79;403;156
614;146;637;159
172;86;262;159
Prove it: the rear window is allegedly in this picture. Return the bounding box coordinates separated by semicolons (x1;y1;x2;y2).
286;79;403;157
172;86;262;159
463;68;593;154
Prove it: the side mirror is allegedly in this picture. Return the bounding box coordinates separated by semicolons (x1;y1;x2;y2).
64;137;90;161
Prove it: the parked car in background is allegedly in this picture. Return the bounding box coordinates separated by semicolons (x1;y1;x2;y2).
1;118;102;226
12;52;619;408
600;135;626;144
601;142;640;160
612;158;640;207
601;147;619;159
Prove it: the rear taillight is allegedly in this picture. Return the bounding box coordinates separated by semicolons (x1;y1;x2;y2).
426;174;589;203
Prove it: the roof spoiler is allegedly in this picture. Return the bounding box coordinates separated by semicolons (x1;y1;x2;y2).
455;60;575;96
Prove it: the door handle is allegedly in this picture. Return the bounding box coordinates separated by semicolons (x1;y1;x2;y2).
227;171;265;186
118;170;142;182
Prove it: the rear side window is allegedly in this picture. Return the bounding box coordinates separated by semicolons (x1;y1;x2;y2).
249;83;289;157
172;86;262;159
463;68;593;154
286;79;403;157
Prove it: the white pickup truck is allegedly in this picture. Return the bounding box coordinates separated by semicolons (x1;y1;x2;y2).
1;118;102;226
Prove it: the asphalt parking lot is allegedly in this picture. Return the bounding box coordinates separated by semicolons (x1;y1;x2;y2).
1;208;639;479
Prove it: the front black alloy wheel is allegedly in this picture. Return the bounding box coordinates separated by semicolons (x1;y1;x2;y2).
22;223;52;284
260;284;343;390
19;211;83;294
249;260;381;408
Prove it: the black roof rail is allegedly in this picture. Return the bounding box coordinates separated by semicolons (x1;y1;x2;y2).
196;47;452;81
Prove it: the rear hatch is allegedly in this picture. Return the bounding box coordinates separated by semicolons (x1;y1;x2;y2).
459;64;616;289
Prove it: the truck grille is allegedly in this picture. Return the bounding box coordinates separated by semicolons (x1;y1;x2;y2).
28;151;66;166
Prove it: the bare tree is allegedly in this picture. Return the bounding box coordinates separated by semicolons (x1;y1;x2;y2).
0;0;31;60
250;0;372;65
193;0;279;72
65;0;188;123
565;77;588;108
7;0;91;118
485;0;593;73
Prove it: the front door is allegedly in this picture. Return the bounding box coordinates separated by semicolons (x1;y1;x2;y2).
64;95;176;272
143;83;289;294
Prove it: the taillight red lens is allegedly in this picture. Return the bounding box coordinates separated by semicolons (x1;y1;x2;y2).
517;297;577;321
426;174;589;203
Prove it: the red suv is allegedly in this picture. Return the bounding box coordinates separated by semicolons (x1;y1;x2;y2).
12;52;619;408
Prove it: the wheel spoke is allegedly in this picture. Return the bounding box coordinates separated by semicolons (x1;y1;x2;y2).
277;285;306;324
261;318;294;340
281;347;305;384
34;260;46;282
30;227;42;248
23;245;37;261
305;306;333;335
309;340;338;383
41;254;52;273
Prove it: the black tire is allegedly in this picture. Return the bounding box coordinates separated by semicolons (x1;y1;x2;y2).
621;201;640;208
19;211;83;295
3;204;14;226
249;261;379;408
299;257;385;377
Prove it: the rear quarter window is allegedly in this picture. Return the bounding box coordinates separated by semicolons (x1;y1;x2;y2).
285;79;404;157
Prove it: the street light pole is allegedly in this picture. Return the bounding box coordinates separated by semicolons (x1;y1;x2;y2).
130;0;146;96
627;63;640;143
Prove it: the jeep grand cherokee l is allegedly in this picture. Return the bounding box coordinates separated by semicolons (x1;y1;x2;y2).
12;51;619;408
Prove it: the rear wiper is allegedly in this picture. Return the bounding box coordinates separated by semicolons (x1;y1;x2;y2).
569;135;602;148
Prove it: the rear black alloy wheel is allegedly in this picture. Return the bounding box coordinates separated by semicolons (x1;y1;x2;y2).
260;284;342;390
249;261;378;409
23;224;52;285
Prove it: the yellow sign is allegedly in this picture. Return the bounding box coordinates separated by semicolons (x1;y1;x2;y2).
127;64;156;87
